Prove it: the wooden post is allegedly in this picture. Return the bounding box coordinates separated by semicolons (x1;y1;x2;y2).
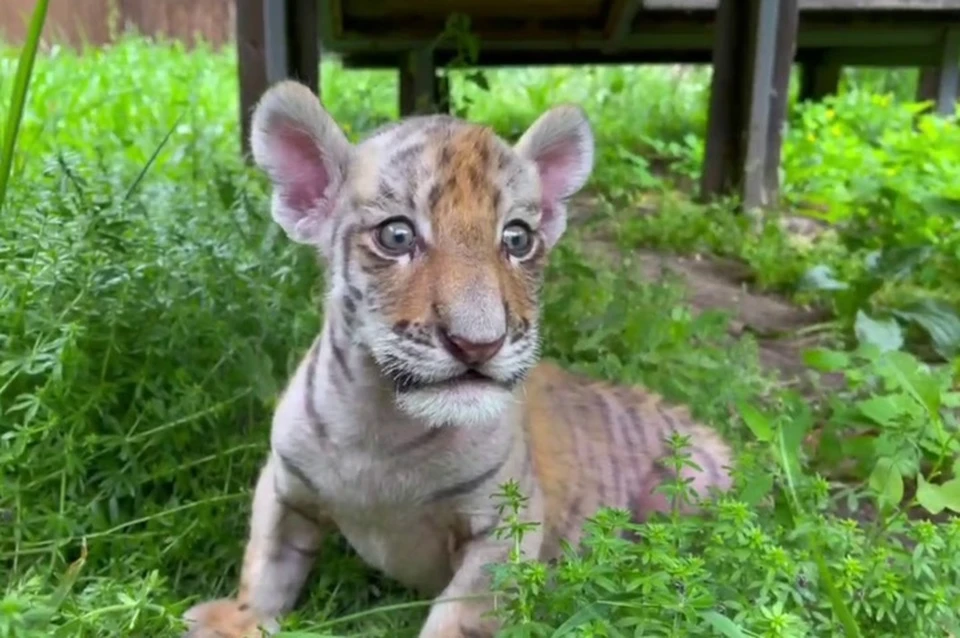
237;0;321;158
399;48;444;116
916;28;960;116
236;0;268;158
800;54;842;102
764;0;799;205
700;0;799;211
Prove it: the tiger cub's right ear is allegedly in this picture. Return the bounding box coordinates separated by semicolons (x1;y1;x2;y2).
250;81;353;249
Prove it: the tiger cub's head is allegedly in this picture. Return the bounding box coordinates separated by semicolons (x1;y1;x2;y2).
251;81;594;428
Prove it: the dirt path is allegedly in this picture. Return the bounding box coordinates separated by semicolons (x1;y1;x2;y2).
567;194;845;396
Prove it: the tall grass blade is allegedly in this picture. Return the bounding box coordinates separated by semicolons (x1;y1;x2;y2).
0;0;50;214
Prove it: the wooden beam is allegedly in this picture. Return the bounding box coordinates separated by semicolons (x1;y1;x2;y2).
800;53;842;101
236;0;268;159
700;0;799;211
915;28;960;115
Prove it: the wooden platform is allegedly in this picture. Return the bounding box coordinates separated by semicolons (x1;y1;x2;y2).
234;0;960;210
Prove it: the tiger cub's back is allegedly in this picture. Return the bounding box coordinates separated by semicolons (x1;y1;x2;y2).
523;360;733;557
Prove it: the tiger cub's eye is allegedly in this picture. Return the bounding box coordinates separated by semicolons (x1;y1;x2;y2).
375;218;416;255
502;222;534;258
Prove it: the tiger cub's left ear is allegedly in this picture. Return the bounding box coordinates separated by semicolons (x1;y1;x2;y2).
514;105;594;248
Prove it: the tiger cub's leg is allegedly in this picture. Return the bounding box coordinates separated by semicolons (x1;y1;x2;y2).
182;454;331;637
421;497;545;638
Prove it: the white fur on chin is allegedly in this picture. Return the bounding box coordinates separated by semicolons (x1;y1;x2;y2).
395;384;514;428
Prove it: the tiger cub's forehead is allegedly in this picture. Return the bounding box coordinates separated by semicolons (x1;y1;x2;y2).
350;116;540;240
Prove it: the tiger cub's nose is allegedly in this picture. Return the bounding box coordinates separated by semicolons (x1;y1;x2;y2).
438;329;506;366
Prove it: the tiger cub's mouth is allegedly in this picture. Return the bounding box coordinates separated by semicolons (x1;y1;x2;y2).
396;368;507;393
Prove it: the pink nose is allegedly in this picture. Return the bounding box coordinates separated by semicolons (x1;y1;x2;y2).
438;330;506;366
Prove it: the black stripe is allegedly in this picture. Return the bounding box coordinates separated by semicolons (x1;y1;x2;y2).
340;223;358;287
655;403;682;439
392;426;447;455
272;466;326;529
425;453;509;503
280;537;320;557
278;494;326;530
468;517;501;543
389;141;424;167
303;340;326;437
594;391;618;503
613;390;644;504
625;402;651;452
330;331;354;383
277;453;320;493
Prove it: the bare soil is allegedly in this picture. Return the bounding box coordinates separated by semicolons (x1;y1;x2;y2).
567;194;845;396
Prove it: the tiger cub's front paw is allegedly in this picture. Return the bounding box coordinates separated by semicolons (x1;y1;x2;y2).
181;598;278;638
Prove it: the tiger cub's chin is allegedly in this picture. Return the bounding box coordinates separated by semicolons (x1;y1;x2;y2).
394;382;516;428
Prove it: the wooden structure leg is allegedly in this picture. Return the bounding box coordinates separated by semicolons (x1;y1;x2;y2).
700;0;799;211
800;54;842;102
236;0;321;157
399;49;448;116
916;28;960;116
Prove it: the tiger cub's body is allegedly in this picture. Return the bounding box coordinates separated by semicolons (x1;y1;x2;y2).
182;81;732;638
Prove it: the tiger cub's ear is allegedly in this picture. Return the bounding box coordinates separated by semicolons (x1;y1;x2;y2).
514;104;594;249
250;81;353;251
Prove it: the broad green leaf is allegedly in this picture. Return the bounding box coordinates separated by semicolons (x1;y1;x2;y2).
891;298;960;359
865;245;933;280
916;474;947;515
802;348;850;372
856;395;903;426
882;350;943;417
869;457;904;509
799;264;849;291
735;399;773;442
939;478;960;513
854;310;904;353
701;611;752;638
739;470;774;506
921;195;960;219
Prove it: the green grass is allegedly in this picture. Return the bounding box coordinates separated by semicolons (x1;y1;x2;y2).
2;34;960;637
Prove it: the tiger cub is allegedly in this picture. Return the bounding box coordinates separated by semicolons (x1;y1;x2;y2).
181;80;733;638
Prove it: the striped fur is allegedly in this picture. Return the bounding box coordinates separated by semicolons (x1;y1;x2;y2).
181;81;733;638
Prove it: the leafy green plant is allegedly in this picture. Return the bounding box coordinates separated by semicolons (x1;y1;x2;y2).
3;30;960;638
800;245;960;360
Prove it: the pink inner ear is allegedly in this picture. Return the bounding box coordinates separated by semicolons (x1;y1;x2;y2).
535;140;580;219
273;125;330;212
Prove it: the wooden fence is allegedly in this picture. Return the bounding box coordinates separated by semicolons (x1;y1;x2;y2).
0;0;236;49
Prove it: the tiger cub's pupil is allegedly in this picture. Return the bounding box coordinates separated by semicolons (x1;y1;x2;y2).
502;222;533;258
376;218;416;255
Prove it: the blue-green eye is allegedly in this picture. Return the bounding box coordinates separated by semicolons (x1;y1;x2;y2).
376;218;416;255
502;222;534;258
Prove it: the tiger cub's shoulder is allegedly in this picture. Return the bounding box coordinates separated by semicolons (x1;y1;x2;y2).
522;358;734;501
